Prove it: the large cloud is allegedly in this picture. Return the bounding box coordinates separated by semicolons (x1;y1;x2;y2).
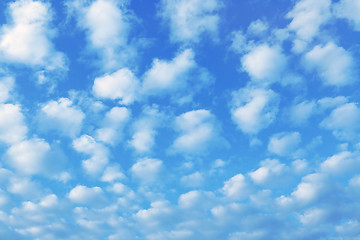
303;42;356;86
0;0;66;68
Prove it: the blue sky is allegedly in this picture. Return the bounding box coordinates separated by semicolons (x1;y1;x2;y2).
0;0;360;239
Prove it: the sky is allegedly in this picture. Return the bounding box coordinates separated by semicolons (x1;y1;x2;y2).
0;0;359;239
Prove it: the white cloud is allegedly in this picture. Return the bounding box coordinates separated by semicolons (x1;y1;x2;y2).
320;151;360;175
0;77;14;103
40;98;85;138
317;96;348;111
178;191;201;209
180;172;204;188
131;158;163;184
249;159;287;185
289;100;316;125
333;0;360;31
247;19;269;36
222;174;248;200
170;109;222;154
241;44;287;85
128;106;164;153
72;135;109;175
7;177;43;198
290;173;328;205
159;0;221;43
268;132;301;156
231;87;279;135
67;0;138;70
134;200;174;231
142;49;196;94
286;0;331;52
93;68;140;105
68;185;104;205
101;164;125;182
95;106;130;145
0;0;66;68
320;103;360;140
6;138;50;175
303;42;356;86
0;103;27;145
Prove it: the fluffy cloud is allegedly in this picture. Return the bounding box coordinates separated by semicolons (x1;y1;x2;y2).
72;135;109;175
131;158;164;184
128;106;164;153
249;159;287;185
142;49;196;94
231;87;279;135
68;185;105;205
0;0;65;68
101;164;125;183
320;151;360;175
67;0;138;70
170;109;222;154
93;68;140;105
289;100;316;125
0;104;28;145
286;0;331;52
303;42;356;86
222;174;248;200
6;138;50;175
40;98;85;138
0;77;14;103
268;132;301;156
159;0;221;43
333;0;360;31
320;103;360;140
95;106;130;145
241;44;287;85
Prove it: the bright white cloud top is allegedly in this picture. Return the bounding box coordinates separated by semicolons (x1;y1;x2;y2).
0;0;359;239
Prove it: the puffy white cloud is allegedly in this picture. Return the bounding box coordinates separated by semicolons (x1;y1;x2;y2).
6;138;50;175
178;191;202;209
40;98;85;138
67;0;138;70
170;109;223;154
333;0;360;31
0;103;27;145
0;0;66;68
0;77;14;103
303;42;356;86
289;100;316;125
231;87;279;135
290;173;328;205
131;158;163;183
68;185;105;205
101;164;125;182
93;68;140;105
95;106;130;145
320;151;360;175
128;106;164;153
241;44;287;85
268;132;301;156
142;49;196;95
286;0;331;52
7;177;43;199
159;0;221;43
320;103;360;140
134;200;174;231
248;159;287;185
222;174;248;200
73;135;109;175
